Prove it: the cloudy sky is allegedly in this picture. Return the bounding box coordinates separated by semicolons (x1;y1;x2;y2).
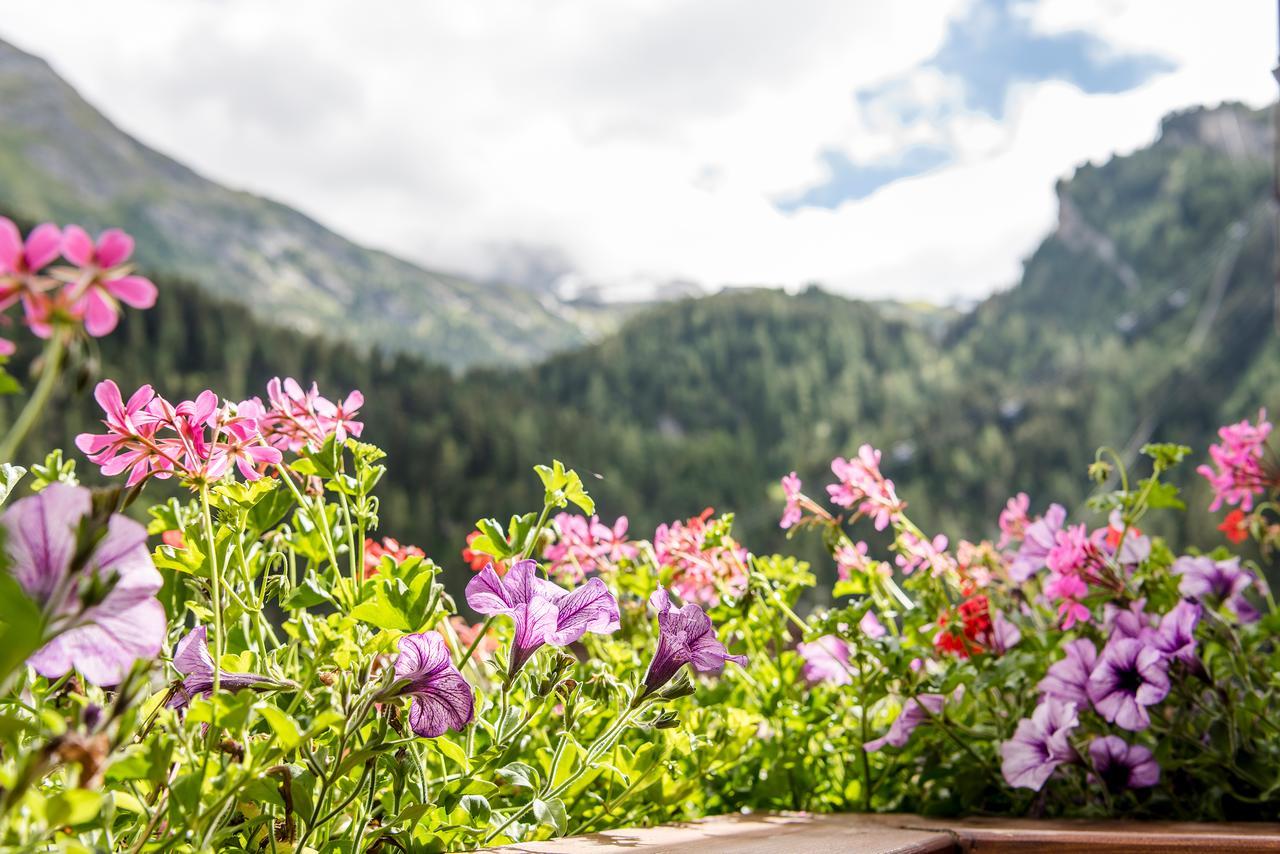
2;0;1275;302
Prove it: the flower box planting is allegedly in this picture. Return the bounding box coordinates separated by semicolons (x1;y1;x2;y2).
0;219;1277;849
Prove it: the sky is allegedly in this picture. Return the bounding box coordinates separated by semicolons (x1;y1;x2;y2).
2;0;1276;303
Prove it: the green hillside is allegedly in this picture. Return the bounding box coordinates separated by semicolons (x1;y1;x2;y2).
0;36;613;369
2;101;1276;599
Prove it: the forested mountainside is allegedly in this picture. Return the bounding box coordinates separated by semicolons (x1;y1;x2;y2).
0;36;611;368
2;102;1275;597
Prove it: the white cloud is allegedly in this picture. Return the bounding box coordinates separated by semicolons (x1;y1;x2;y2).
0;0;1273;303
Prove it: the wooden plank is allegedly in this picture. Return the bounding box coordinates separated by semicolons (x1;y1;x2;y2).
489;812;955;853
939;816;1280;852
489;813;1280;853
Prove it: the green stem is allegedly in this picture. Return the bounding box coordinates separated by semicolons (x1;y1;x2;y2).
0;330;67;463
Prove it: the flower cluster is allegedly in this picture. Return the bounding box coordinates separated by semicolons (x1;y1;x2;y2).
1198;409;1274;512
1001;597;1202;791
543;512;638;580
0;219;156;353
826;445;905;530
76;381;282;486
653;508;748;605
242;377;364;454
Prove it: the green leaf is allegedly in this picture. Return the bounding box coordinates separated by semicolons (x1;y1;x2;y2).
499;762;539;789
349;588;411;631
435;737;470;772
258;704;304;750
0;464;26;506
45;790;103;827
281;577;333;610
0;573;44;683
531;797;567;836
459;794;491;825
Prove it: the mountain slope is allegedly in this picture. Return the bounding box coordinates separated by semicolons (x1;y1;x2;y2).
0;36;598;368
2;99;1274;599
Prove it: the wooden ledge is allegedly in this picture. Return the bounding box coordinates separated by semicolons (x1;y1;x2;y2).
488;812;1280;852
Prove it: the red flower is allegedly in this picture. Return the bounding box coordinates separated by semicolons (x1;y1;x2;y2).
364;536;425;579
462;531;506;575
1218;509;1249;544
957;595;992;641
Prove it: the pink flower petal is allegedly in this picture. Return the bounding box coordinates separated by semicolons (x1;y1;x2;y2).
24;223;63;271
82;289;120;337
0;218;21;271
105;275;156;309
95;229;134;268
61;225;94;267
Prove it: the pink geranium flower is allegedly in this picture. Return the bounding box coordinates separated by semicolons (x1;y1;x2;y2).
77;380;282;487
827;445;905;530
59;225;157;337
1197;410;1274;512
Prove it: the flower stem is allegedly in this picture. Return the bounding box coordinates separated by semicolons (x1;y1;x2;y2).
0;330;67;463
200;485;225;710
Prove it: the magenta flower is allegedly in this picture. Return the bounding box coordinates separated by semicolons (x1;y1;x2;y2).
1173;555;1260;623
640;588;747;699
390;632;474;738
835;541;874;581
860;609;887;639
1088;736;1159;791
1000;697;1079;791
466;559;620;678
1197;410;1273;512
895;531;955;577
168;626;294;709
0;218;61;289
797;635;852;686
60;225;157;337
653;509;748;606
1008;503;1066;582
997;492;1030;549
780;471;803;529
826;445;904;530
77;380;282;486
3;484;165;686
1087;638;1170;731
244;377;364;453
1037;638;1097;706
544;513;635;579
591;515;638;564
864;690;951;753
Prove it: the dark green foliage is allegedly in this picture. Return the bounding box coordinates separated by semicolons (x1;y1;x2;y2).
3;104;1277;600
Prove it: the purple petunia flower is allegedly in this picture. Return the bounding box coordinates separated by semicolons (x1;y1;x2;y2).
1001;697;1079;790
465;559;620;678
1089;736;1159;791
863;689;959;753
1172;555;1260;623
990;610;1021;654
391;632;474;738
4;484;165;686
1009;503;1066;582
168;626;295;709
1152;599;1201;667
860;609;887;639
1037;638;1097;707
797;635;852;687
641;588;747;699
1087;638;1169;731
